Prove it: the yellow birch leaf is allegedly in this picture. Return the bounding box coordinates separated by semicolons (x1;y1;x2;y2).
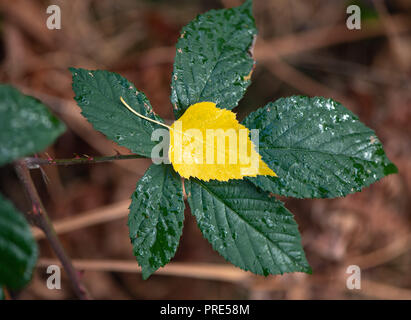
168;102;276;181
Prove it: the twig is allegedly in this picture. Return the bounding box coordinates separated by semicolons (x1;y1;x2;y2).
288;54;407;87
257;14;411;61
135;14;411;67
358;279;411;300
263;55;355;107
372;0;410;70
37;258;251;283
14;160;90;300
349;233;411;270
23;154;146;169
32;199;130;240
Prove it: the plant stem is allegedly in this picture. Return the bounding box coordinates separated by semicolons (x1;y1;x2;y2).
23;154;145;168
14;160;90;300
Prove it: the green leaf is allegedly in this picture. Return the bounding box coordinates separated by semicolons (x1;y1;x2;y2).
0;85;65;166
186;178;311;276
0;286;4;300
243;96;398;198
0;193;38;289
171;0;256;119
70;68;165;157
128;164;185;279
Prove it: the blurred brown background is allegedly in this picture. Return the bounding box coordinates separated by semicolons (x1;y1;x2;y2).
0;0;410;299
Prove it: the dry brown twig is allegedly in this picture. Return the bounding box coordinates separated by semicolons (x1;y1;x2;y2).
349;233;411;270
372;0;411;70
32;199;130;240
261;54;355;107
37;258;250;284
135;14;411;66
357;279;411;300
14;160;90;300
0;0;55;48
39;258;411;300
257;14;411;61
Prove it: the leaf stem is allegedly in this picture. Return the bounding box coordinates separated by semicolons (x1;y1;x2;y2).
14;160;90;300
120;96;171;129
23;154;146;169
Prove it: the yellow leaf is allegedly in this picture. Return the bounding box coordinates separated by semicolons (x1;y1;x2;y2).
168;102;276;181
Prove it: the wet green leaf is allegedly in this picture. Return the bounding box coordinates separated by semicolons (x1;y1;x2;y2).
0;194;38;289
171;0;256;119
128;164;185;279
0;85;65;166
186;178;311;276
243;96;398;198
70;68;165;157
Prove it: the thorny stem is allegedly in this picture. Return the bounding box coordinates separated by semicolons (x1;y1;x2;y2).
14;160;90;300
23;154;146;169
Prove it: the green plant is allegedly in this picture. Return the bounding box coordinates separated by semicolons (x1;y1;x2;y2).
0;193;38;294
69;0;397;279
0;84;65;296
0;85;91;299
0;0;398;294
